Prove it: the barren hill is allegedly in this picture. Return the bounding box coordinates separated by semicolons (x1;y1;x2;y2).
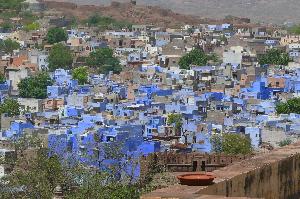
46;0;300;24
43;1;239;27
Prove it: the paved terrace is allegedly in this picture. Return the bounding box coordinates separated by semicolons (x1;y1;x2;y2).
142;142;300;199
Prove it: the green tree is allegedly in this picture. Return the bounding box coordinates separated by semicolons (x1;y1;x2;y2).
48;43;73;71
86;48;122;74
18;72;53;99
87;14;103;26
86;14;132;30
222;133;252;155
258;49;290;66
276;102;290;114
24;21;39;31
0;0;25;11
179;49;209;69
0;135;141;199
70;16;78;29
0;150;65;199
0;73;5;83
0;39;20;55
276;98;300;114
207;53;219;63
210;134;223;153
64;171;139;199
72;66;88;85
220;35;228;44
47;27;68;44
0;22;13;32
167;113;182;134
0;98;20;117
210;133;252;155
287;25;300;35
278;139;292;147
20;11;37;23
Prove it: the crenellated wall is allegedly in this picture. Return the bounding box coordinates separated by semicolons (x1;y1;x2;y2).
197;145;300;199
142;142;300;199
140;152;252;179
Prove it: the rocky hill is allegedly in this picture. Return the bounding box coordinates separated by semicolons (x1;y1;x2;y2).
43;1;245;27
43;1;202;27
44;0;300;24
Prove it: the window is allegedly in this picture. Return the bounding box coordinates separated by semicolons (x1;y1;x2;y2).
107;136;115;142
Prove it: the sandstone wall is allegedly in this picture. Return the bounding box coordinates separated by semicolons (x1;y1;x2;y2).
198;152;300;199
142;143;300;199
140;152;252;179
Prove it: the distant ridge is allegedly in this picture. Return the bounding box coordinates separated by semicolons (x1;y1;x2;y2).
43;1;253;27
45;0;300;24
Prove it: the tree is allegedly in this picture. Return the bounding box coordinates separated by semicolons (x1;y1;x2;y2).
210;134;223;153
287;25;300;35
219;35;228;44
167;113;182;135
0;135;141;199
0;39;20;55
258;49;290;66
276;98;300;114
207;53;220;63
86;48;122;74
48;43;73;71
24;21;39;31
86;14;132;30
278;139;292;147
69;16;78;29
47;27;68;44
179;49;209;69
18;72;53;99
0;150;66;199
0;98;20;117
210;133;252;155
0;0;25;11
222;133;252;155
0;22;13;32
0;73;5;83
72;66;88;85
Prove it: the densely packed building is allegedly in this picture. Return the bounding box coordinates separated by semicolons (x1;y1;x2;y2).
0;5;300;182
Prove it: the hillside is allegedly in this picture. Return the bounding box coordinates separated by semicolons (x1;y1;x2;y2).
43;1;230;28
45;0;300;24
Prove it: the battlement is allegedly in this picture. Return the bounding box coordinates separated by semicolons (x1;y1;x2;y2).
142;142;300;199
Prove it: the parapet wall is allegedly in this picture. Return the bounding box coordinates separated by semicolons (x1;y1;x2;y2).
140;152;252;179
197;144;300;199
142;143;300;199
